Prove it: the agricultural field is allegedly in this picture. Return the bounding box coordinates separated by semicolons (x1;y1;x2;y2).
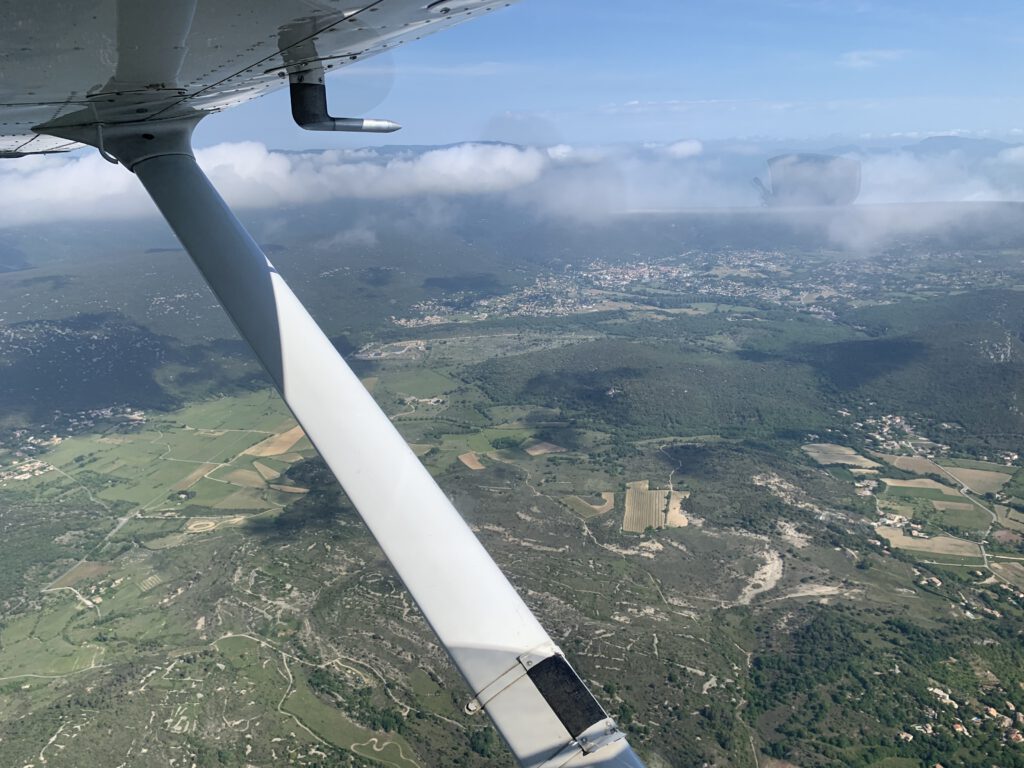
457;451;485;470
941;458;1018;473
874;453;939;475
875;454;1015;495
4;390;312;515
244;424;307;457
880;477;962;499
990;561;1024;590
523;440;567;457
876;526;984;559
622;480;669;533
936;465;1012;494
995;504;1024;533
1003;467;1024;500
802;443;880;469
928;500;991;532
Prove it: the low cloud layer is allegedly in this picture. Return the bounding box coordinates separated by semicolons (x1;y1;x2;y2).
0;142;551;227
5;136;1024;251
857;146;1024;203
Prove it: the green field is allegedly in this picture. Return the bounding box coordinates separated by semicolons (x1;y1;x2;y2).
109;517;186;542
881;485;961;501
170;390;292;432
5;209;1024;767
380;368;459;399
930;504;991;531
996;504;1024;533
940;458;1017;474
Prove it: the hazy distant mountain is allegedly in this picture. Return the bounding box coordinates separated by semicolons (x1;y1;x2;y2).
903;135;1015;159
271;141;522;158
0;240;28;272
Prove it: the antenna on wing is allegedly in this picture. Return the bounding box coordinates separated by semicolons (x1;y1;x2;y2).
278;17;400;134
289;66;400;133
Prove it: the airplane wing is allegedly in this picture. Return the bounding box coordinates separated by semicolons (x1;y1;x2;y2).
0;3;648;767
1;0;506;154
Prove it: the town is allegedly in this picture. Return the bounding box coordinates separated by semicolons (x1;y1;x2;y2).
391;247;1019;327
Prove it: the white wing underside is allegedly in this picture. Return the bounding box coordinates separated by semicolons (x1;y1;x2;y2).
0;0;507;154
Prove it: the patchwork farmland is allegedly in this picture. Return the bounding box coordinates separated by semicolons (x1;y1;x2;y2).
623;480;668;533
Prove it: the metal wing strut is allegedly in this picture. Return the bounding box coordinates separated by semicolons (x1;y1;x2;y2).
53;117;646;768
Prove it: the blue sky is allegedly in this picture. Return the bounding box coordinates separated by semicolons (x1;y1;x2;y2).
194;0;1024;149
11;2;1024;230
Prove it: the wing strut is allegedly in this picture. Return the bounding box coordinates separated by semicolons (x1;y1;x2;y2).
54;117;646;768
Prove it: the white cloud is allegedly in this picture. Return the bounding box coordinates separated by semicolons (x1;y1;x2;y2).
854;150;1024;204
837;48;907;69
316;226;379;249
199;142;548;205
663;139;704;159
0;151;154;225
0;142;550;227
546;144;575;161
997;145;1024;164
817;199;1024;253
545;144;611;164
7;137;1024;254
